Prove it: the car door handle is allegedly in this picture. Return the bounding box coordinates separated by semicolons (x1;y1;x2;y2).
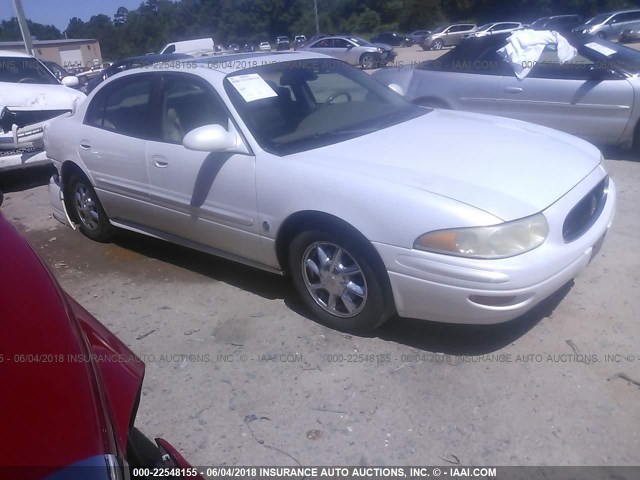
79;142;91;150
152;156;169;168
504;87;523;94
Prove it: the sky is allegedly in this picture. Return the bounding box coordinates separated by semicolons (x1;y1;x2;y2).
1;0;151;32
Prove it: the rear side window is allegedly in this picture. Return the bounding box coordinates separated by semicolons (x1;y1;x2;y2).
84;76;157;139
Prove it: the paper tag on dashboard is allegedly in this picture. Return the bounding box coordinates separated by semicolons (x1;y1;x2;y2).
228;74;278;102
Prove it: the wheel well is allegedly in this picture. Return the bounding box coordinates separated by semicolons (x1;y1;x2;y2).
360;52;378;63
275;211;379;273
413;97;450;109
61;161;87;188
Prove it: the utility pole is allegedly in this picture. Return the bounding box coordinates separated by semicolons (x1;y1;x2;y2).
12;0;34;55
313;0;319;34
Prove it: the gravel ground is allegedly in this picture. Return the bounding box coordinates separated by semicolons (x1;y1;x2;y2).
1;45;639;469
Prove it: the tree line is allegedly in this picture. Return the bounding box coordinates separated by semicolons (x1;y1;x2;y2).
0;0;638;61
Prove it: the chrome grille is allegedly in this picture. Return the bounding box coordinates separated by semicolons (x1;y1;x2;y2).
563;177;608;242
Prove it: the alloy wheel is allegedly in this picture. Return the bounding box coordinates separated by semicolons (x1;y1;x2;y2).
301;241;367;318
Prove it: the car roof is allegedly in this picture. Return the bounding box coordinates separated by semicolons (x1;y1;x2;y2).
0;49;35;58
105;51;331;80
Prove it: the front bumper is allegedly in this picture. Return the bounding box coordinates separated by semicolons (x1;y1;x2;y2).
375;170;616;325
49;174;75;228
0;147;49;171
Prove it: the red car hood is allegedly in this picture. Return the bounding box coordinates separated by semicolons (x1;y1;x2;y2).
0;214;141;475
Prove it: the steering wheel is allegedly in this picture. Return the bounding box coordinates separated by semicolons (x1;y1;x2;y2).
325;91;352;105
17;77;37;83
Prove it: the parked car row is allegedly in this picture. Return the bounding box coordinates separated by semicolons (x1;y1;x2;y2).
418;9;640;51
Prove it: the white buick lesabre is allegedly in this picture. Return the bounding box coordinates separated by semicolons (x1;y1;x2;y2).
45;52;615;332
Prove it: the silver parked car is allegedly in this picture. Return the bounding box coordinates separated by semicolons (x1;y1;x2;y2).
45;52;614;332
573;9;640;40
374;32;640;150
466;22;523;38
300;36;396;69
422;24;477;50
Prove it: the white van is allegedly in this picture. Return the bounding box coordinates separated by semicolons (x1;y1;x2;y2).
159;38;215;56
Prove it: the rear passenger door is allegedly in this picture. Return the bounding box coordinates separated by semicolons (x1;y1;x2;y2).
79;73;159;225
144;73;261;260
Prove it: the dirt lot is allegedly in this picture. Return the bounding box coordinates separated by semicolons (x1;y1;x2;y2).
1;46;640;468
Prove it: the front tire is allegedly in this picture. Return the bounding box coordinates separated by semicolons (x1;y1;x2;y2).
432;39;444;50
288;229;394;332
67;174;114;242
360;53;378;69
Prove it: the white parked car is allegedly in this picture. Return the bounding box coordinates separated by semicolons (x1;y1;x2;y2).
45;52;615;332
0;50;85;171
259;42;271;52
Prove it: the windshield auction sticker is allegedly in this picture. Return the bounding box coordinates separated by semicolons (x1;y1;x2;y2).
227;73;278;102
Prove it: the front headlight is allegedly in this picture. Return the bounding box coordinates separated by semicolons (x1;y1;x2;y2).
414;213;548;259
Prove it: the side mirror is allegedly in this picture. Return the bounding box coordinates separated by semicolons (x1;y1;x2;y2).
388;83;405;96
61;76;79;88
183;124;238;152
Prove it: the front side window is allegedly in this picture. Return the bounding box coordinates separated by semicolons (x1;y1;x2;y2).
0;57;59;84
224;59;425;155
160;74;228;144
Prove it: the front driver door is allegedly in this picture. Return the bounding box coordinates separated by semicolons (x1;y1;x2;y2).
144;72;261;262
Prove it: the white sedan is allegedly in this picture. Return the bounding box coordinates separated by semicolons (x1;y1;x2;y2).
45;52;615;332
1;50;85;171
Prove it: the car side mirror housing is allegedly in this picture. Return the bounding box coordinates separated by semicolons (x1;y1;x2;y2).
61;76;80;88
388;83;405;96
183;124;238;152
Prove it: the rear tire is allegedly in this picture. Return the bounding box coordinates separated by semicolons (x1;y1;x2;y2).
67;174;114;242
288;228;395;332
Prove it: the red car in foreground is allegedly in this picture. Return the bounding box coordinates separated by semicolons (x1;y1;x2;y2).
0;190;202;480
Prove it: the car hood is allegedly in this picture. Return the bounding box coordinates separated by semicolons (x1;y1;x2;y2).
0;82;85;110
370;42;394;51
293;109;600;221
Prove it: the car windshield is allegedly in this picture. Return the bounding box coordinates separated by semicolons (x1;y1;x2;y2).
432;26;446;34
584;14;610;26
580;37;640;73
0;56;59;84
476;23;493;32
224;58;426;155
531;17;549;28
350;37;371;46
